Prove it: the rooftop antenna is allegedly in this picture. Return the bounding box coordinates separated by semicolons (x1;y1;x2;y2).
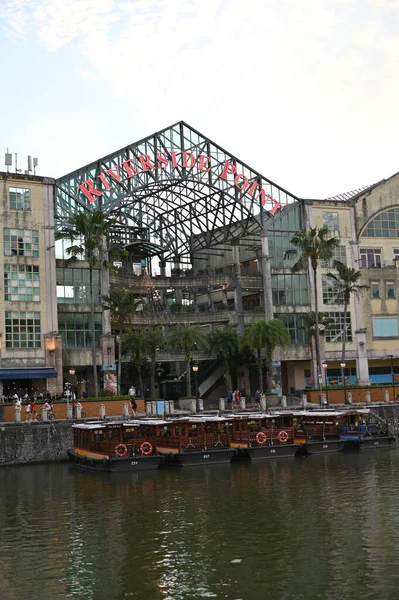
15;153;21;174
28;156;32;173
33;157;38;175
5;149;12;173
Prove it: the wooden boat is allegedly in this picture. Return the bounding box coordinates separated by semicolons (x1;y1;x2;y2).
67;421;162;472
292;411;346;454
339;409;396;450
154;415;236;466
230;413;299;460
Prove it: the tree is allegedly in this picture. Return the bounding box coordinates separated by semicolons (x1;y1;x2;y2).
102;288;140;394
141;327;164;399
327;261;369;366
208;325;239;389
302;312;334;387
168;324;208;397
241;319;290;392
56;210;115;397
284;227;339;388
123;329;148;398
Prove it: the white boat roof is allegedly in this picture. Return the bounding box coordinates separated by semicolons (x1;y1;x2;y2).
169;415;231;423
72;421;142;430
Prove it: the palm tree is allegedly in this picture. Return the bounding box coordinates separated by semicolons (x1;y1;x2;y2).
123;329;147;398
102;288;140;394
56;210;115;397
141;327;164;399
327;261;369;365
208;325;239;389
302;312;334;386
241;319;290;391
168;324;208;396
284;227;339;387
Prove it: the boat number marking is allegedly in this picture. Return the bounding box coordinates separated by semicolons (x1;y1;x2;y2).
270;449;276;454
323;445;328;449
374;442;379;446
203;454;210;459
131;461;138;465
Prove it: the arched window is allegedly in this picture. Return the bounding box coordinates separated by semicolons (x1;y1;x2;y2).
362;207;399;238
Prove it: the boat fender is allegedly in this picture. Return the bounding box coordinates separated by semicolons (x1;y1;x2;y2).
115;443;128;457
278;430;289;444
255;431;267;445
140;441;153;455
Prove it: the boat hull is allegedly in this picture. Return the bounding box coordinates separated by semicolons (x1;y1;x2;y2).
297;440;345;455
345;435;396;451
67;449;162;472
233;444;299;460
162;448;236;467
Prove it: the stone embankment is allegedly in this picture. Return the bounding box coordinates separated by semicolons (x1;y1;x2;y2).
0;421;73;466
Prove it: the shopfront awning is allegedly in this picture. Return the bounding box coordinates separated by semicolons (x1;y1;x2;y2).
0;368;57;380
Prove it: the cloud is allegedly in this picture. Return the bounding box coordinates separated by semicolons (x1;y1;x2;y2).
2;0;399;197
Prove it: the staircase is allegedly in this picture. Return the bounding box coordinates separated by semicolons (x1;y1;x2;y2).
199;365;225;398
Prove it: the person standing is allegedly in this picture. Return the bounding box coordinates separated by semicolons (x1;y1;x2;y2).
129;385;136;399
30;398;37;421
227;390;233;410
25;400;32;422
130;397;138;417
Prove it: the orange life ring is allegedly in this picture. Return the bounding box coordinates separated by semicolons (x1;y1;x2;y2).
278;430;289;444
115;443;127;457
255;431;267;445
140;441;153;455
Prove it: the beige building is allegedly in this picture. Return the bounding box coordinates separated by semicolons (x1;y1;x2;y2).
0;171;62;398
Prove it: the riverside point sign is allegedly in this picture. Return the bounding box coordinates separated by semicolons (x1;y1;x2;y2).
78;151;284;216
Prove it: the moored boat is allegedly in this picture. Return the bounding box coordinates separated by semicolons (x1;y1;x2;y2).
154;415;236;466
339;409;396;450
293;411;346;454
230;413;299;460
68;421;162;472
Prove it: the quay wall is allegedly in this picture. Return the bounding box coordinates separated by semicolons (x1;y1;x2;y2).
0;422;73;466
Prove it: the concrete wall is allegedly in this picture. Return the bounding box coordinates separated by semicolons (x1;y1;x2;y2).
0;421;72;465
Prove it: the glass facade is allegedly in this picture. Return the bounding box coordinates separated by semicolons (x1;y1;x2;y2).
5;311;41;348
58;313;102;347
4;265;40;302
56;268;100;304
275;313;308;344
322;211;339;231
321;245;347;268
363;207;399;238
3;229;39;257
325;312;352;343
271;274;308;306
9;187;31;210
322;275;343;305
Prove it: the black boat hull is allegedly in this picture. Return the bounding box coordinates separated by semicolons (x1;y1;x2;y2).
297;440;345;455
345;435;396;451
233;444;299;460
162;448;236;467
67;450;162;472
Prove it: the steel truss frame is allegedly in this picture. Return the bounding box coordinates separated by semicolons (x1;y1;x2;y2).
55;121;299;261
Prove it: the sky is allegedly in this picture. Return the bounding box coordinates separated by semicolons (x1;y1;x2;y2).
1;0;399;199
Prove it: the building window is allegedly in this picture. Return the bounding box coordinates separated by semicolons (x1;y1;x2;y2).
9;187;31;210
386;281;395;299
3;229;39;257
321;245;347;268
322;212;339;231
56;268;100;304
325;312;352;343
363;207;399;238
372;317;399;338
58;313;102;348
322;276;343;305
270;232;298;268
4;265;40;302
5;311;41;348
371;281;380;299
360;248;381;268
274;313;308;344
271;274;309;306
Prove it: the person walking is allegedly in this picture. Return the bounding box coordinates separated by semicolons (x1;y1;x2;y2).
254;390;261;411
128;385;136;399
30;398;37;421
25;399;32;422
227;390;233;410
130;397;138;417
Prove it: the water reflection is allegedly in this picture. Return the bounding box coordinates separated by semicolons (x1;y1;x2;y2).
1;451;399;599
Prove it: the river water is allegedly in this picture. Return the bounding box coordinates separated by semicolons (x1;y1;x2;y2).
1;448;399;600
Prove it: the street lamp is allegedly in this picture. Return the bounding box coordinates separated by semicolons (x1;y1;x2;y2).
322;362;329;406
388;355;395;401
192;364;199;412
340;362;347;405
69;369;76;417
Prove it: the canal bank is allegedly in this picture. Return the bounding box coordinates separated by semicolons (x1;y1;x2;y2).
0;421;73;466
